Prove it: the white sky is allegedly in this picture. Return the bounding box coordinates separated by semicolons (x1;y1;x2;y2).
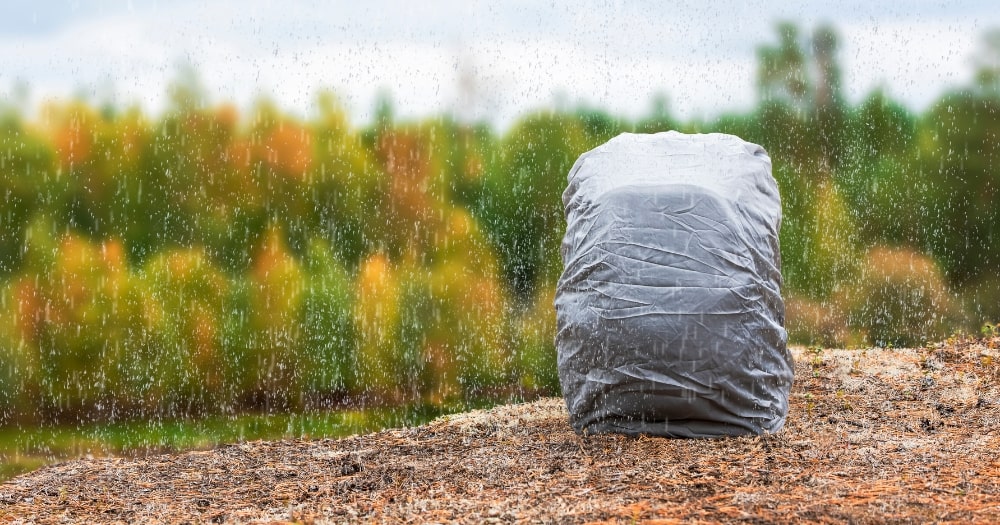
0;0;997;128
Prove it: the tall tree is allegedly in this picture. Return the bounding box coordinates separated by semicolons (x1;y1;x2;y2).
973;28;1000;94
812;24;847;166
756;22;848;167
756;22;811;112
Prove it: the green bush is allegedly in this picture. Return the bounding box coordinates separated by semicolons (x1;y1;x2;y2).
301;238;357;397
0;281;37;421
477;113;588;300
961;275;1000;326
244;227;307;409
142;247;232;414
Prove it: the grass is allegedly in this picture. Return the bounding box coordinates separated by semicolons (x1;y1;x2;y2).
0;404;456;482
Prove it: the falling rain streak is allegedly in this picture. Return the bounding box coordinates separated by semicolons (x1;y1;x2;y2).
0;21;998;476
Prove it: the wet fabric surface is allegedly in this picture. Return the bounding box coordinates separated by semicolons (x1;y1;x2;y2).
555;132;793;438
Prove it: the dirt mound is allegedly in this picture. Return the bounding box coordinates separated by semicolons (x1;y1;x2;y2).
2;337;999;524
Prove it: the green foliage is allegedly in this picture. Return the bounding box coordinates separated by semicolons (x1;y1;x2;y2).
754;22;849;166
973;29;1000;94
0;282;36;418
918;91;1000;285
757;22;811;110
806;181;862;297
634;93;678;134
961;275;1000;325
420;209;513;398
836;92;917;244
477;112;588;301
301;238;356;395
0;114;58;275
244;228;308;408
142;247;233;413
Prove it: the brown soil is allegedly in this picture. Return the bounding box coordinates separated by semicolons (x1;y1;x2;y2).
2;337;999;524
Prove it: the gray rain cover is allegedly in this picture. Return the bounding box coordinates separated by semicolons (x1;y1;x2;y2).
555;131;793;438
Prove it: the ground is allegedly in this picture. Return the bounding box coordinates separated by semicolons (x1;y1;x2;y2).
2;337;999;524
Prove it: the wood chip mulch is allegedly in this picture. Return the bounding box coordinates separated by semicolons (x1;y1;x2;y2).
2;337;999;524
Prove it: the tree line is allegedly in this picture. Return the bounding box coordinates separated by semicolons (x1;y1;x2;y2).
1;23;998;423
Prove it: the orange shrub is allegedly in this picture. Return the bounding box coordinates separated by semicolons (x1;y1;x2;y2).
784;293;855;348
42;102;96;170
839;247;966;347
264;121;313;180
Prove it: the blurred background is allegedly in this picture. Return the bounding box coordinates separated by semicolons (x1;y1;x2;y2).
1;0;998;475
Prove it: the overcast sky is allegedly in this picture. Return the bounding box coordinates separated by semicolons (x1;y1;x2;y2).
1;1;997;128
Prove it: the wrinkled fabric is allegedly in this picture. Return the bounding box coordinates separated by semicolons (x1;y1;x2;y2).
555;131;793;438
